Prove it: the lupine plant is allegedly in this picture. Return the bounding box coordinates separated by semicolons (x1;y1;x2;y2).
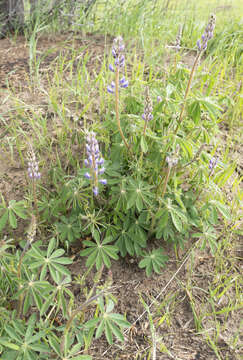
0;8;238;359
48;15;232;279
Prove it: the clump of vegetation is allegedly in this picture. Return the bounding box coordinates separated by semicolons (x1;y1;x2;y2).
0;0;242;359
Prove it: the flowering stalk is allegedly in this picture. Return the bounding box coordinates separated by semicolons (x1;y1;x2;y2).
27;144;41;219
150;154;179;235
107;36;130;152
174;14;216;135
84;132;107;197
142;87;153;136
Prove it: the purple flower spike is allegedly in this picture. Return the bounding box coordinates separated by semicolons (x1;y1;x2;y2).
93;187;99;196
120;80;129;88
196;40;201;51
157;95;162;103
197;14;216;52
84;172;91;179
99;167;105;174
107;85;114;94
109;64;115;72
209;157;218;170
27;144;41;180
142;87;153;123
108;35;129;94
84;132;107;195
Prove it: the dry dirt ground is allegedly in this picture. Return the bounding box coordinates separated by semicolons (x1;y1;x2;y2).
0;33;242;360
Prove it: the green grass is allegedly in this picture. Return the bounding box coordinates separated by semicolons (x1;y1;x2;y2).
0;0;242;359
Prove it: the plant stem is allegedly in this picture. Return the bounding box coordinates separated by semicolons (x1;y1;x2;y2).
61;289;108;355
150;165;171;235
32;180;39;220
143;121;148;137
160;165;171;200
174;51;201;135
115;67;131;152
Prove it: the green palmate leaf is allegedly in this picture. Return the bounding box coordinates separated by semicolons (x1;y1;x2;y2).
51;261;71;276
102;236;113;245
31;289;43;311
29;343;50;352
40;293;55;316
92;229;100;242
109;314;130;328
95;319;105;339
103;245;119;259
25;314;36;340
96;252;103;269
115;233;132;257
10;200;28;219
8;210;17;229
84;318;100;329
127;191;137;210
101;251;111;268
108;321;124;342
68;342;82;356
50;248;65;258
170;211;182;232
80;236;118;270
156;208;169;227
40;264;47;281
139;248;168;277
105;321;113;345
48;336;62;357
0;338;20;350
47;237;56;257
136;195;144;212
53;256;73;265
106;299;115;313
211;201;231;220
80;247;95;256
188;100;201;124
200;97;222;120
23;291;31;315
209;205;219;225
4;325;21;343
0;210;9;231
85;249;98;268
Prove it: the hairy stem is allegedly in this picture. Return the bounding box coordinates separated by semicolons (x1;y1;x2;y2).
115;67;131;152
61;289;108;355
174;51;201;134
32;180;39;220
150;166;171;235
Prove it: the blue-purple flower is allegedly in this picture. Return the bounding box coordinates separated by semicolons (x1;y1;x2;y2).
142;87;153;123
84;132;106;196
27;144;41;180
209;156;218;172
107;36;129;94
197;14;216;52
